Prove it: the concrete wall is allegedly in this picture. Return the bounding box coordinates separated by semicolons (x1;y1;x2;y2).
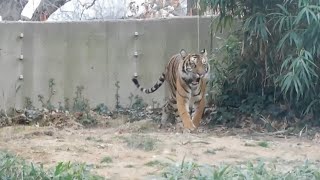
0;17;232;110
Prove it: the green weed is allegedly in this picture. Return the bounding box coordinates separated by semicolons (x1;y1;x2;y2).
0;150;103;179
124;134;157;151
145;160;169;168
258;141;269;148
162;158;320;180
100;156;113;164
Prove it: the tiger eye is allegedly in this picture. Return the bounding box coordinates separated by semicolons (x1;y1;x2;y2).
202;58;207;64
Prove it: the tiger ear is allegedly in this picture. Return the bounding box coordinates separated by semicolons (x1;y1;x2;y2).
200;49;207;57
180;49;187;58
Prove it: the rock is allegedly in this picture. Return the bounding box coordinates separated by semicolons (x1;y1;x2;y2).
12;114;28;124
25;109;44;122
6;117;12;125
44;130;54;136
43;108;49;113
146;106;153;114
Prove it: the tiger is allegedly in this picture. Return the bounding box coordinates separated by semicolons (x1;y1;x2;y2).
132;49;210;132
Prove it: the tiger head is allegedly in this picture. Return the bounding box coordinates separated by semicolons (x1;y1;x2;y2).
179;49;210;87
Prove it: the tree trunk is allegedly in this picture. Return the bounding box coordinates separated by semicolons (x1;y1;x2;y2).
0;0;28;21
31;0;71;21
0;0;70;21
187;0;197;16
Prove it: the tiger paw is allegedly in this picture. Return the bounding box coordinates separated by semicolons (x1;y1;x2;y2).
182;128;193;134
183;122;196;131
183;123;197;133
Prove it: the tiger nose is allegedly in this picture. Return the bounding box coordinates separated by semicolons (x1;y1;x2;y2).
197;73;204;78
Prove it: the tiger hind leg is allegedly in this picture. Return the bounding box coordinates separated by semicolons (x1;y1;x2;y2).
159;108;169;128
159;102;174;128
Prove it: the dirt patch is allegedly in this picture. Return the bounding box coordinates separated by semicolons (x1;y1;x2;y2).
0;119;319;179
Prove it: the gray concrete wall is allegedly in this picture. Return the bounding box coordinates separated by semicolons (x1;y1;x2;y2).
0;17;232;110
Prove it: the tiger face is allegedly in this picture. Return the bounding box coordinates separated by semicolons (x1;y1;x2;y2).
180;49;209;87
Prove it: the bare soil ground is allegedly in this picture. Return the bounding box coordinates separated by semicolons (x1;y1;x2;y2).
0;118;320;179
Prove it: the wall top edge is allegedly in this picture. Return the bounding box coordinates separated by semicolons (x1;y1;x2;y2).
0;16;219;24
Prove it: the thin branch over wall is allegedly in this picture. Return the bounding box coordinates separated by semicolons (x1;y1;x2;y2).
79;0;97;20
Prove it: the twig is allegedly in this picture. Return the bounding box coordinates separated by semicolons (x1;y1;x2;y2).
2;90;8;117
252;130;289;136
299;125;307;137
181;140;210;145
13;82;21;114
79;0;97;20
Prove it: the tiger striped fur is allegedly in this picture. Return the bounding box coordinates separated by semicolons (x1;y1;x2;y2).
132;49;210;131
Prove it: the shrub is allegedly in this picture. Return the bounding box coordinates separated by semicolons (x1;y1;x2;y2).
203;0;320;123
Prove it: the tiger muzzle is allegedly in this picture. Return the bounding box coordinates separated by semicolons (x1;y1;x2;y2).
191;77;201;86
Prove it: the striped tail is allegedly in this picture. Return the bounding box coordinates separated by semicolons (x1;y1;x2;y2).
132;73;165;94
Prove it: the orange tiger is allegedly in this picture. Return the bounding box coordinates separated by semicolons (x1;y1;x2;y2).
132;49;210;131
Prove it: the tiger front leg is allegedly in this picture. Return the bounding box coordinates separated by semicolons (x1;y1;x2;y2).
192;82;207;128
177;101;196;130
192;96;205;128
176;84;196;131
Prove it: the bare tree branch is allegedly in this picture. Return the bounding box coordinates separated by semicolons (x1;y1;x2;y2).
79;0;97;9
31;0;71;21
80;0;97;20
